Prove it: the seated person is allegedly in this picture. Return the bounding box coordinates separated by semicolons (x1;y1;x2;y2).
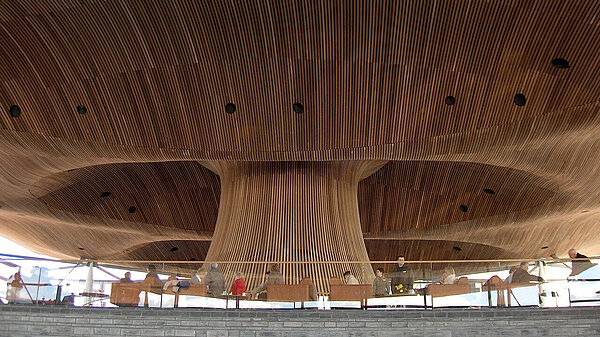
230;272;246;296
204;263;225;296
191;268;205;284
504;266;518;283
300;277;318;301
343;271;359;285
373;268;390;296
569;249;596;276
440;267;456;284
511;262;544;283
249;264;284;298
120;272;133;283
143;264;162;288
162;275;179;292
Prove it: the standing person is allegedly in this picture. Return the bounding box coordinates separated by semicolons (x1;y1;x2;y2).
343;271;359;285
511;262;544;283
391;256;414;294
7;272;23;303
230;272;246;296
144;265;161;287
373;268;390;296
440;267;456;284
204;263;225;296
249;264;284;299
568;249;595;276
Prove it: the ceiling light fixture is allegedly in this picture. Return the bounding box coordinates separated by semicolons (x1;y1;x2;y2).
514;93;526;106
483;188;495;194
551;58;570;69
444;96;456;106
225;103;236;114
459;205;468;212
9;105;21;118
293;102;304;114
128;206;136;213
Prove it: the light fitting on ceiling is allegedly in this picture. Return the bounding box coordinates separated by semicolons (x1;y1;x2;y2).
225;103;236;114
9;105;21;118
514;93;526;106
551;58;570;69
293;102;304;114
444;96;456;106
76;105;87;114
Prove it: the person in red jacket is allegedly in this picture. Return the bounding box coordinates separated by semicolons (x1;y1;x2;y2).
230;272;246;296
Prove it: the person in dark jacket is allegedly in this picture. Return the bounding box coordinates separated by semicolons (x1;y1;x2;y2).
204;263;225;296
511;262;544;283
391;256;414;294
568;249;595;276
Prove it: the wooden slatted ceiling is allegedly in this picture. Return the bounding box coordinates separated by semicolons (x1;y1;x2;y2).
0;1;599;153
0;0;598;282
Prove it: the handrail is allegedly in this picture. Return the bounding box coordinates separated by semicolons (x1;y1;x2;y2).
0;256;597;264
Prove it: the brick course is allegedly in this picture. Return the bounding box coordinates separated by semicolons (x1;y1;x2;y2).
1;305;599;336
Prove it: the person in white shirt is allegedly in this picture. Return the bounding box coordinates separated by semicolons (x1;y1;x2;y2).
343;271;359;284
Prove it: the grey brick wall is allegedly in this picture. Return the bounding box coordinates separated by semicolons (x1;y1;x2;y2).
1;305;599;337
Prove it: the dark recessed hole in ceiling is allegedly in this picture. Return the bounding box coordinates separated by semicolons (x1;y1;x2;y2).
78;247;85;250
9;105;21;118
453;246;462;251
128;206;136;213
444;96;456;106
189;258;197;261
541;246;548;250
67;169;77;172
483;188;495;195
224;103;236;114
76;105;87;114
514;94;526;106
459;205;468;212
293;102;304;114
100;192;111;198
170;246;179;252
551;58;570;69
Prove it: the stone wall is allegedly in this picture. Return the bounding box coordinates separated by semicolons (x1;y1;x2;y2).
1;305;599;336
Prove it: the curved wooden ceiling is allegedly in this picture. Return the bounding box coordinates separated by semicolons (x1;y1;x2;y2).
0;0;600;266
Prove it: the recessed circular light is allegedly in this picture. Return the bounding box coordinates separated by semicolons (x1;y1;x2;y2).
459;205;468;212
170;247;179;252
100;192;111;198
67;169;77;172
453;246;462;251
9;105;21;118
483;188;495;195
78;247;85;250
551;58;570;69
224;103;236;114
292;102;304;114
514;94;526;106
76;105;87;114
128;206;136;213
189;258;197;261
541;246;548;250
444;96;456;106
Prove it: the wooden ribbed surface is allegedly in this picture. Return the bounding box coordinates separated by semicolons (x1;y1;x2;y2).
201;161;385;293
0;0;599;283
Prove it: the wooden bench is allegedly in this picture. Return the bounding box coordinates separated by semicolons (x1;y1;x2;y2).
110;282;208;307
328;277;373;306
427;277;471;298
266;284;310;302
483;275;536;307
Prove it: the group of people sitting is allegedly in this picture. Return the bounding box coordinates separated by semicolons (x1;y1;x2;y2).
115;249;593;300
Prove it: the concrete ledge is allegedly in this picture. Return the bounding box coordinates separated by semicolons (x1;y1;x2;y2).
1;305;599;336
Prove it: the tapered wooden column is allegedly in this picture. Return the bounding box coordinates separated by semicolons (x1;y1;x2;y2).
201;161;386;294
